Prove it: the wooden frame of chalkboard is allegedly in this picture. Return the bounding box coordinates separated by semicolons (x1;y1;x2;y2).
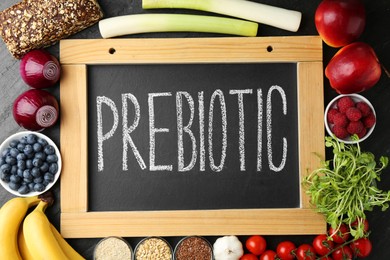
59;36;326;238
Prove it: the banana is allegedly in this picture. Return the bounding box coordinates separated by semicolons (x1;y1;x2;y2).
23;200;69;260
0;196;40;260
50;224;85;260
18;224;35;260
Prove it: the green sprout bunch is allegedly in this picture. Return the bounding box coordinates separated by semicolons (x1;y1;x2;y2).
303;135;390;239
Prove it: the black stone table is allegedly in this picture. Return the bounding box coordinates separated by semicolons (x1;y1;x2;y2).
0;0;389;259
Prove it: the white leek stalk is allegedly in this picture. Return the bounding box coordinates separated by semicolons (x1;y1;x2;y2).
143;0;302;32
99;14;258;38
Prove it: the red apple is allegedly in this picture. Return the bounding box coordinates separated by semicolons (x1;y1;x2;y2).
315;0;366;47
325;42;382;94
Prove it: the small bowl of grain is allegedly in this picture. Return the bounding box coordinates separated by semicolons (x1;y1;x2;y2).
134;236;173;260
174;236;213;260
93;236;133;260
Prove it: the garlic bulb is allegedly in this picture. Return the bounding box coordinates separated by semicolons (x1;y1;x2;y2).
213;235;244;260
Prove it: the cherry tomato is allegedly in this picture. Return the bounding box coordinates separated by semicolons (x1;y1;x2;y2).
331;246;353;260
246;235;267;255
351;218;369;233
240;253;259;260
350;238;372;258
296;244;316;260
276;241;296;260
313;234;334;256
260;250;277;260
328;224;350;244
318;256;333;260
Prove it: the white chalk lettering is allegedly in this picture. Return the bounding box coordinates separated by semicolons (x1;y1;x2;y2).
176;92;197;171
229;89;253;171
96;96;119;172
198;91;206;171
148;92;173;171
257;88;263;172
208;89;227;172
266;85;288;172
122;93;146;171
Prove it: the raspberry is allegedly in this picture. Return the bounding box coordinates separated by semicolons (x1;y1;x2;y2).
357;127;367;139
327;108;339;124
332;125;349;139
347;121;364;135
337;96;355;113
333;113;348;127
346;107;362;122
356;101;372;117
363;113;376;128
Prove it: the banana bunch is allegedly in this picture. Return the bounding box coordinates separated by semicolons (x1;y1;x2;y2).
0;196;85;260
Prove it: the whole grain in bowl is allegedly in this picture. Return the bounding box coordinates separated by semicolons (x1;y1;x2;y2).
134;237;172;260
94;236;132;260
174;236;212;260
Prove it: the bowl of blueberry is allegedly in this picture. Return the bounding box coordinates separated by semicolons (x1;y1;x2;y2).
0;131;61;196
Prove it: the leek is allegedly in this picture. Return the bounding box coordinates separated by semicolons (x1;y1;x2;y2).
99;13;258;38
142;0;302;32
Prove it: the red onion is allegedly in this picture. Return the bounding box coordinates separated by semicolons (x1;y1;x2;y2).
19;49;61;89
13;89;59;131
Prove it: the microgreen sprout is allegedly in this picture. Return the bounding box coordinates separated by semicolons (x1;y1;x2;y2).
303;135;390;239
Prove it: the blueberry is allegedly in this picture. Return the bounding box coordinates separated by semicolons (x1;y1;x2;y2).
44;145;55;155
18;185;30;194
23;169;32;179
0;164;11;174
9;140;19;148
19;136;27;144
23;176;33;183
17;143;25;152
33;176;44;184
5;155;17;165
34;152;46;161
2;148;10;157
38;138;48;147
0;172;10;182
31;167;41;178
44;172;54;183
11;165;18;175
26;159;33;169
49;163;58;174
40;162;49;173
0;157;5;166
23;144;34;155
33;142;42;152
26;134;38;144
17;169;24;178
32;158;43;167
33;183;45;192
9;182;21;191
16;153;26;161
46;154;58;163
10;174;22;184
9;148;19;157
28;182;35;191
17;160;26;170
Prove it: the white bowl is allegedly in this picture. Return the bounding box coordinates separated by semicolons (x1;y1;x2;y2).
0;131;61;197
324;94;376;144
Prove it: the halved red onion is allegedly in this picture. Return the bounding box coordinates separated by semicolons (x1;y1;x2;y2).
19;49;61;89
13;89;59;131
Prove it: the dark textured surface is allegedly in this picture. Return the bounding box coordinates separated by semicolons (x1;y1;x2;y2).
0;0;389;259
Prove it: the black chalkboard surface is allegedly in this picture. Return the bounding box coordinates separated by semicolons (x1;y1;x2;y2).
87;63;299;211
59;37;325;237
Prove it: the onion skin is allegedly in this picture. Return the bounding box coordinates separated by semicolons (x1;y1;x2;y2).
13;89;59;131
20;49;61;89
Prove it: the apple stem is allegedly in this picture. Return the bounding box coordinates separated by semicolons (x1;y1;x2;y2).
381;63;390;78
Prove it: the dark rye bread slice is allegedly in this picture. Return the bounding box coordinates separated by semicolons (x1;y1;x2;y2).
0;0;103;59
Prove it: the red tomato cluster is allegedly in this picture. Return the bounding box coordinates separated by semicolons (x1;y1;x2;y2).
240;221;372;260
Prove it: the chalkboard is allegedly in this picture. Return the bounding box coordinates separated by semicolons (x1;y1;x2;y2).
60;37;326;238
87;63;299;211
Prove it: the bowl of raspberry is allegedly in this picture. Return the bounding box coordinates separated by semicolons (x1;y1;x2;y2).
325;94;376;144
0;131;61;197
